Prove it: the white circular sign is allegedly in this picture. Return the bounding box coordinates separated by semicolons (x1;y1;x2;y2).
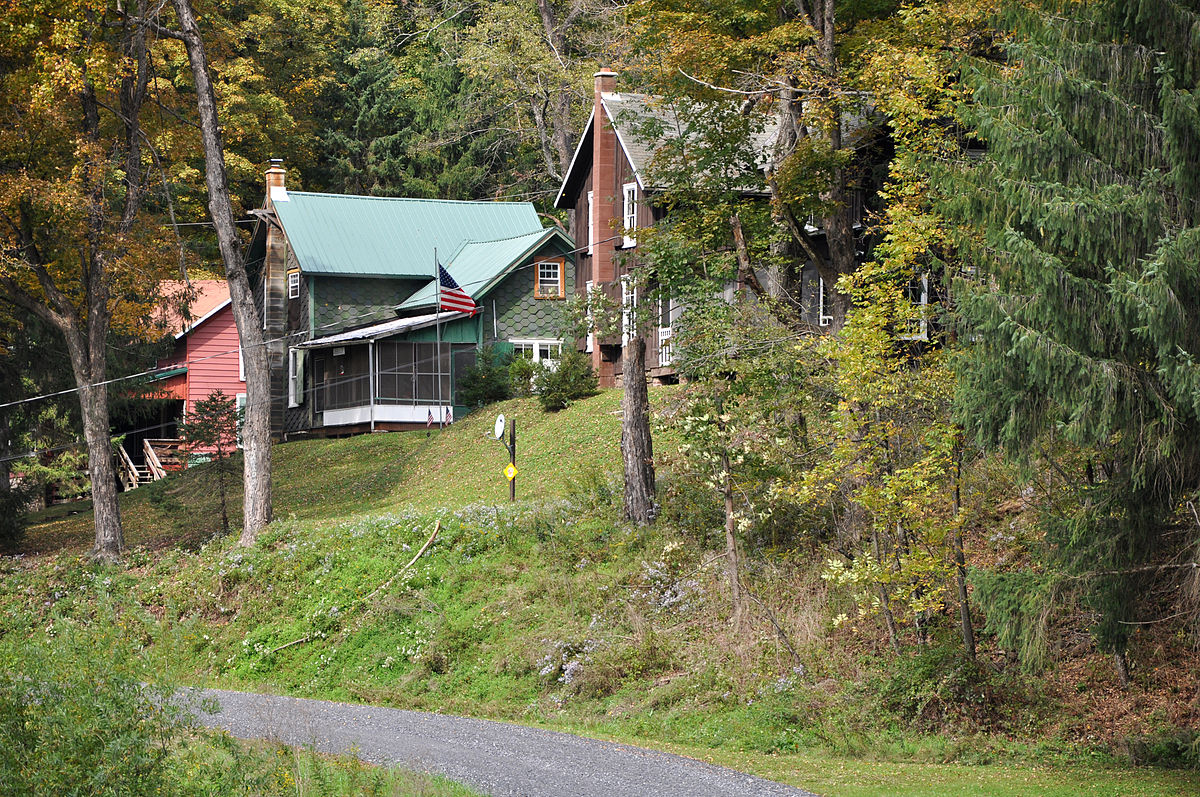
494;414;506;440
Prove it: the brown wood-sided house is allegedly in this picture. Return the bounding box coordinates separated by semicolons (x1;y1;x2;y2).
553;70;876;387
245;163;576;439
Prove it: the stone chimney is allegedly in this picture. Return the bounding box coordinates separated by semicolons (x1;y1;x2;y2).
265;158;288;203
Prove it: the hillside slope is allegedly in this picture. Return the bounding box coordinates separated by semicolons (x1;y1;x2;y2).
5;389;1200;797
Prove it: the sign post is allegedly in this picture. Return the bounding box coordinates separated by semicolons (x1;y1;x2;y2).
508;418;516;503
493;414;516;502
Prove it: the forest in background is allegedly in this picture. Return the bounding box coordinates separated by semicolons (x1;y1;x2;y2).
3;0;1200;774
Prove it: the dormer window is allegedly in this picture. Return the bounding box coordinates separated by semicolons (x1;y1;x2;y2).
535;259;565;299
622;183;638;248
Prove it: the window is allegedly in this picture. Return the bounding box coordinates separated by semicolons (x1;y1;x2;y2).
510;340;562;364
287;348;305;408
621;275;637;344
287;270;300;300
534;259;564;299
622;183;638;248
584;280;595;353
818;278;833;327
238;347;245;382
235;393;247;447
898;275;931;341
587;190;594;255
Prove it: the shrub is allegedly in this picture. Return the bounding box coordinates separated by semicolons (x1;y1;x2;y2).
508;354;536;398
456;345;512;408
534;348;598;412
1121;728;1200;770
0;612;185;795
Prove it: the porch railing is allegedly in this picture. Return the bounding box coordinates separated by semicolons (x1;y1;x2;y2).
657;326;673;368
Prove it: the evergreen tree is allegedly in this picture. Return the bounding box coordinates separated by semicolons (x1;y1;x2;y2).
179;390;242;537
944;0;1200;682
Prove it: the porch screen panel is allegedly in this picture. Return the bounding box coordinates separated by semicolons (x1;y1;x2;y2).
412;342;453;404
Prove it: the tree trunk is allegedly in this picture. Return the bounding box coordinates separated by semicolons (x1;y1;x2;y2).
172;0;273;545
621;335;655;524
60;319;123;561
1114;649;1131;688
722;448;744;633
952;440;977;660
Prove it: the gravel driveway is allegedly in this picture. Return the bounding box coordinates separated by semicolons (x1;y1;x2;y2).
185;688;819;797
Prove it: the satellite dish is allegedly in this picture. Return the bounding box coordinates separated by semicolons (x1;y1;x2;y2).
494;414;506;440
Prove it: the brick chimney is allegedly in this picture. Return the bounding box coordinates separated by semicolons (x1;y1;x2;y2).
265;158;287;204
591;70;618;287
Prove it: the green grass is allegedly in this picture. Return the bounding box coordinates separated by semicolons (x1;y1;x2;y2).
6;387;1199;797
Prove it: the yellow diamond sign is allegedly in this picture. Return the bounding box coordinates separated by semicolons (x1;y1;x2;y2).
504;463;518;481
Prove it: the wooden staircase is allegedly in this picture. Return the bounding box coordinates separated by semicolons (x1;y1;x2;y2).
117;438;188;491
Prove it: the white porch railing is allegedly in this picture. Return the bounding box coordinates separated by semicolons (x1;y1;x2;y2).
657;326;673;368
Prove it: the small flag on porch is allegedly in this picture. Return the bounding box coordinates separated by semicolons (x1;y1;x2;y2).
438;264;477;315
446;407;453;424
427;408;434;428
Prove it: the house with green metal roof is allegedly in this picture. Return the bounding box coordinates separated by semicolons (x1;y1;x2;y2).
246;161;575;438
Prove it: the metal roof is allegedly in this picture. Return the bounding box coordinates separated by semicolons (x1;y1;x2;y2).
555;92;780;209
296;311;467;349
397;227;574;312
272;192;545;277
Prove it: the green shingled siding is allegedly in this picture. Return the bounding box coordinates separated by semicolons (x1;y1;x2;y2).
313;276;423;333
483;262;575;342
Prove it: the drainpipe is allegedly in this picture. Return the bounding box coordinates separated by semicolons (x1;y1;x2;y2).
368;339;376;433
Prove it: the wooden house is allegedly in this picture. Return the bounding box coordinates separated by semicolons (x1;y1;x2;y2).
115;280;243;489
553;71;862;387
245;164;575;438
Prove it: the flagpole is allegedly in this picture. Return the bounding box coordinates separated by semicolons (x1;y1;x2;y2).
435;248;443;431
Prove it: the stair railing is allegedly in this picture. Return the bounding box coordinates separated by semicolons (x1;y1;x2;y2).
143;438;167;481
116;444;139;491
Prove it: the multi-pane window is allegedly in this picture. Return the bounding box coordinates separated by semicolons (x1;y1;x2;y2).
535;259;564;299
622;183;638;248
287;270;300;299
512;340;562;363
587;190;594;255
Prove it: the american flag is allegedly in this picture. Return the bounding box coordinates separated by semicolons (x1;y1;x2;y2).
427;408;434;428
438;264;477;315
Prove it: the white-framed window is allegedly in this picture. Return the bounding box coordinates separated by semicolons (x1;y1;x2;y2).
287;347;305;408
584;280;595;353
899;275;931;341
622;183;638;248
534;259;564;299
818;278;833;327
235;393;247;448
587;190;594;255
621;274;637;345
510;339;563;365
238;347;245;382
287;270;300;300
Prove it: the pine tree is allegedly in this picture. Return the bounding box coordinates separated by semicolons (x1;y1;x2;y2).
944;0;1200;682
179;390;242;537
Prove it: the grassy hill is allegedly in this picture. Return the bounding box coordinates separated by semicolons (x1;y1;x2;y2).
5;389;1200;797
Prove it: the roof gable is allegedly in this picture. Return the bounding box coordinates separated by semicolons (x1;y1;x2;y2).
272;193;545;277
397;227;574;312
554;92;781;208
158;280;231;338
